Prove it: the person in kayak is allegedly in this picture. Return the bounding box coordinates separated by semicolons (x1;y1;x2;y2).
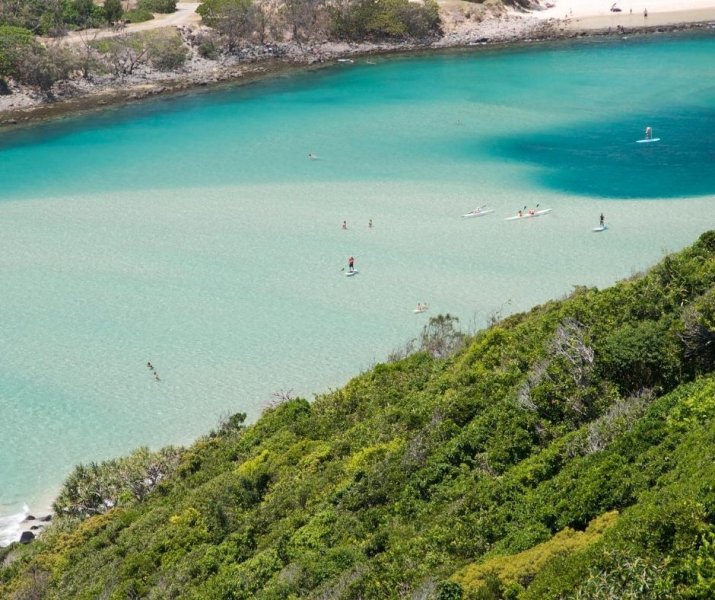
348;256;355;272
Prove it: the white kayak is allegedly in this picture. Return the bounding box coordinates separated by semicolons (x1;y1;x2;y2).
593;224;608;232
413;307;428;314
636;138;661;143
505;208;553;220
462;208;495;218
345;270;359;277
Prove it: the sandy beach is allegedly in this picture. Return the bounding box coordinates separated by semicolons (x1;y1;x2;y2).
530;0;715;29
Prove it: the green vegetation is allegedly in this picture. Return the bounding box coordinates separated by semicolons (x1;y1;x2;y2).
91;29;188;75
0;0;104;35
331;0;441;41
137;0;177;13
123;8;155;24
197;0;442;47
1;231;714;599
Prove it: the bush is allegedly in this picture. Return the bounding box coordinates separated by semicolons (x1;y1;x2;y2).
0;25;36;80
146;30;189;70
331;0;441;41
123;9;155;23
196;31;220;59
137;0;178;13
598;319;680;393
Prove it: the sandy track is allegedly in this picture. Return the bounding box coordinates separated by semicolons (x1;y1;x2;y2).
59;2;200;44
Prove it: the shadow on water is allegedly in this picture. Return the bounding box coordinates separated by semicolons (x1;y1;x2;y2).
486;106;715;199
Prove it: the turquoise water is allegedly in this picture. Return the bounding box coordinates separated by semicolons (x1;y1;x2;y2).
1;32;714;543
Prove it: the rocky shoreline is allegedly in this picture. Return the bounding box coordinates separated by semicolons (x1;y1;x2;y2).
1;13;712;130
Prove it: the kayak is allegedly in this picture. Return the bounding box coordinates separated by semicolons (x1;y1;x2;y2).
505;208;553;220
462;208;495;218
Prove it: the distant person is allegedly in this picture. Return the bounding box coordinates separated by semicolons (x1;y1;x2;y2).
308;153;317;160
342;220;348;230
348;256;355;272
147;361;153;370
645;126;652;139
600;213;605;226
644;8;648;17
368;219;373;228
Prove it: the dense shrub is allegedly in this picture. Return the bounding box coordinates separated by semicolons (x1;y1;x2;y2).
123;9;155;23
146;29;189;70
331;0;441;41
137;0;178;13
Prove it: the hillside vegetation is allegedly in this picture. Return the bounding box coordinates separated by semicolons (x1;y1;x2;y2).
1;231;714;599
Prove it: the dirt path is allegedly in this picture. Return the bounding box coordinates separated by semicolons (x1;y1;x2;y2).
59;2;200;45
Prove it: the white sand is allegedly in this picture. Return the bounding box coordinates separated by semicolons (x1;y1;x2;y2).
530;0;715;28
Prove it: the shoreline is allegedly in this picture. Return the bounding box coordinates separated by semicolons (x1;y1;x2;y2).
1;13;713;130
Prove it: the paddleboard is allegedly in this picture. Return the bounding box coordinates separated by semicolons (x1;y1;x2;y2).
636;138;660;143
413;307;428;314
345;270;359;277
592;225;608;232
462;209;494;218
505;208;553;220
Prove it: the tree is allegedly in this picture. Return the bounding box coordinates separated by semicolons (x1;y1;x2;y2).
0;25;35;81
96;32;151;76
419;314;464;359
14;42;75;96
198;0;263;51
282;0;325;45
104;0;124;24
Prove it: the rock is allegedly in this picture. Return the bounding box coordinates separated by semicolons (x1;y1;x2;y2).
19;531;35;544
30;525;41;530
39;515;52;522
24;515;36;521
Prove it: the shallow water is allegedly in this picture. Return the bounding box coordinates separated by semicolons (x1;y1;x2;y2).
1;32;714;543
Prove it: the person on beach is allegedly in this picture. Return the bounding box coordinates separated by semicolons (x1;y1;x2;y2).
600;213;605;227
348;256;355;272
645;126;652;139
644;8;648;17
342;220;348;230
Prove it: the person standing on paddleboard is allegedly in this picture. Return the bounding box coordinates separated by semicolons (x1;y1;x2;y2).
600;213;605;227
348;256;355;272
645;126;652;140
